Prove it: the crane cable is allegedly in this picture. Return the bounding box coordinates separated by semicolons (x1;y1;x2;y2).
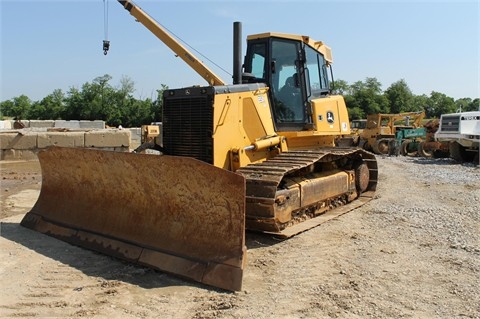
150;16;232;78
103;0;110;55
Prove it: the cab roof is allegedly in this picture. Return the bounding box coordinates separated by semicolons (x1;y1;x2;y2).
246;32;333;63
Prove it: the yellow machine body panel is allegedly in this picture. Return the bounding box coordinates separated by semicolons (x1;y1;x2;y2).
311;95;351;135
276;95;350;149
211;86;276;169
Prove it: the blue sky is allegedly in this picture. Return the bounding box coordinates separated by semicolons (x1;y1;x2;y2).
1;0;479;102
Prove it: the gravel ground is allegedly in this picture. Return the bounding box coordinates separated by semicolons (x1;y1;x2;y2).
0;155;479;318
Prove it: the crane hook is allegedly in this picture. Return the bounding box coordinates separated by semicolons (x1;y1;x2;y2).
103;40;110;55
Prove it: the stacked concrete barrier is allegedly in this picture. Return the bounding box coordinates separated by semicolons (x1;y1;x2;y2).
0;120;105;130
0;128;130;161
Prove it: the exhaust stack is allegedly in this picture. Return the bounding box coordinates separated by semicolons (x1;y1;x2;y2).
233;21;242;85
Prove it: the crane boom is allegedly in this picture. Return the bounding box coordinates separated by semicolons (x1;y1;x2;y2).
118;0;226;86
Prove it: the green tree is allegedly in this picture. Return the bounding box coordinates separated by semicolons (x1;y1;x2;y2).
467;98;480;111
455;97;472;112
384;79;413;113
2;95;32;119
64;87;83;120
0;100;14;119
64;74;115;121
331;79;350;96
427;91;455;118
411;94;431;114
110;75;135;127
151;84;168;121
454;97;480;112
118;75;135;96
121;97;153;127
29;89;66;119
83;74;114;120
28;101;46;120
349;77;389;116
347;106;365;120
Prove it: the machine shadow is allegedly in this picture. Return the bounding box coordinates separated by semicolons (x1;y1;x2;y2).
1;221;286;292
408;156;478;167
0;221;228;292
245;231;286;250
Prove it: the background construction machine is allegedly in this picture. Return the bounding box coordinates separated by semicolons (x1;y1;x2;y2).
337;119;367;148
350;119;367;134
407;119;450;158
395;126;427;156
21;0;378;291
359;111;425;155
435;111;480;163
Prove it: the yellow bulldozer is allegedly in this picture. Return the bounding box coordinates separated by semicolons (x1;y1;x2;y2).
21;0;378;291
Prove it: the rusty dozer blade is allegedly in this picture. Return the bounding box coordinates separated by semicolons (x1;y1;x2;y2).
21;147;246;291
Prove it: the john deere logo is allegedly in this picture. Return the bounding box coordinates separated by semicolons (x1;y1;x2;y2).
326;111;335;123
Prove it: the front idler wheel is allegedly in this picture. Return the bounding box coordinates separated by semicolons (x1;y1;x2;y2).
354;162;370;194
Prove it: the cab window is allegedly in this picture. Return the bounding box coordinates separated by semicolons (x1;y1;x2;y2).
248;43;266;81
305;45;329;97
271;39;304;122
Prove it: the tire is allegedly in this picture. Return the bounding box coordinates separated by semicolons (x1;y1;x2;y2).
354;162;370;194
372;139;390;155
433;149;449;158
449;141;474;162
400;140;410;156
363;141;372;152
388;139;399;156
418;142;433;158
400;140;418;157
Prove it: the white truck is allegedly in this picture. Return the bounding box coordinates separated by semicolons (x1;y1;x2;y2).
435;111;480;163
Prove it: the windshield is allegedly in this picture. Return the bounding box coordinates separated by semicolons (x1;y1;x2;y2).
271;39;304;123
244;36;331;131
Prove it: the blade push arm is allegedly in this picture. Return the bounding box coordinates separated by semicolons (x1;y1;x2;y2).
118;0;226;86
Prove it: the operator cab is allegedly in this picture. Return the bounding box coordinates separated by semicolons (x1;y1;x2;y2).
243;33;333;131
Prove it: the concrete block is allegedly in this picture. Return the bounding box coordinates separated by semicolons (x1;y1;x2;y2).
80;120;105;129
0;132;37;150
54;120;81;129
129;128;142;150
84;129;130;148
37;132;85;149
129;128;142;141
29;120;55;128
0;121;13;130
129;128;142;144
